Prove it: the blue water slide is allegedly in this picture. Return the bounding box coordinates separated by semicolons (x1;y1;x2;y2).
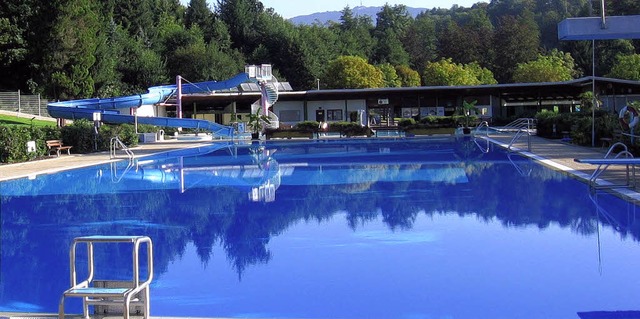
47;73;250;137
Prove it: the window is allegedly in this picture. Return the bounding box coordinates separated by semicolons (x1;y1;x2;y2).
279;110;301;122
327;109;343;121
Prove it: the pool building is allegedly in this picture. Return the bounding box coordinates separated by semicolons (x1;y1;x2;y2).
175;76;640;128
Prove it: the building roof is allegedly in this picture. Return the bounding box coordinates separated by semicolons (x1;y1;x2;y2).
181;76;640;108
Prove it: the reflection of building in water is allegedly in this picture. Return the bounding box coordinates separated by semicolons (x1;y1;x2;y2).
250;183;276;202
248;146;280;202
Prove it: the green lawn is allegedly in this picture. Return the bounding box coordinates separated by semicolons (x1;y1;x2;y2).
0;114;56;127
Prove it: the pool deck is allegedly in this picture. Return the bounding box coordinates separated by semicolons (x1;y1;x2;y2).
0;139;214;182
487;133;640;202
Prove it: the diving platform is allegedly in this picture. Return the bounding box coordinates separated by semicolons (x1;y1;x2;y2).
558;15;640;40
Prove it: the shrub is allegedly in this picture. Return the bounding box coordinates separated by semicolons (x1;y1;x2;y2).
295;121;321;132
418;116;454;127
535;109;617;146
328;122;371;137
0;126;61;163
398;118;416;128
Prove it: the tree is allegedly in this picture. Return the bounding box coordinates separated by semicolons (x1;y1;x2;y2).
161;26;212;81
422;58;496;86
45;0;101;99
402;12;437;73
395;65;421;87
377;63;401;87
325;56;384;89
466;62;498;84
607;54;640;81
250;10;315;89
113;0;154;40
216;0;264;55
372;28;410;65
595;40;636;77
437;20;468;63
0;18;27;86
91;19;123;97
333;6;375;58
512;49;577;83
186;0;215;42
298;24;341;89
492;12;540;83
117;28;168;93
372;4;411;65
0;0;41;92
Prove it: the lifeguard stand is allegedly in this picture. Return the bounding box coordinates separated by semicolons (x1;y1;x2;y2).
58;236;153;319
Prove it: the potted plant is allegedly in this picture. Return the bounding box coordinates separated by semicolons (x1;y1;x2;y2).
461;99;478;135
247;107;271;139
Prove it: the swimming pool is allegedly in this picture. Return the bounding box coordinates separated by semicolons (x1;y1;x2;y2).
1;137;639;318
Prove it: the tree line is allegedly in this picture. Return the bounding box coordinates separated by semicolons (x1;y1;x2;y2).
1;0;639;101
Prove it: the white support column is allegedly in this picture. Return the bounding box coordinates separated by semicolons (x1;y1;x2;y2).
176;75;183;119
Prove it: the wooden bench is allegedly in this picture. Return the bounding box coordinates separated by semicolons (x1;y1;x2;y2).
46;139;73;157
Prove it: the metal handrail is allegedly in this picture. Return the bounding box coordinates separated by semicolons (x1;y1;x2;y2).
473;136;490;153
508;152;532;176
507;128;532;152
474;121;490;137
504;118;536;130
110;136;134;159
59;236;153;319
588;142;635;188
110;160;137;183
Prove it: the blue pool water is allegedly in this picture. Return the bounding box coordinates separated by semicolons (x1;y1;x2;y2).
1;137;640;318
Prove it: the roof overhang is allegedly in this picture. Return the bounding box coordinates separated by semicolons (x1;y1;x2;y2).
558;15;640;40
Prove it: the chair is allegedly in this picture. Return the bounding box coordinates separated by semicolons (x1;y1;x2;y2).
59;236;153;319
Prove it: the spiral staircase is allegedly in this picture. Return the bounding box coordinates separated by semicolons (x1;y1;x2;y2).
247;64;280;129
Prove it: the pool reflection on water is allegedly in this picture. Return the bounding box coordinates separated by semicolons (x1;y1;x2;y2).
1;137;639;318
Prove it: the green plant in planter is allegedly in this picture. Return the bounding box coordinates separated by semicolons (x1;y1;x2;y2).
247;107;271;138
461;99;478;134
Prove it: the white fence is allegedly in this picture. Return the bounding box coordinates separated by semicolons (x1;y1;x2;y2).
0;90;49;117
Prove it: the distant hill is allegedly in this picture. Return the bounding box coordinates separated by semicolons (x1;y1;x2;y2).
289;6;429;25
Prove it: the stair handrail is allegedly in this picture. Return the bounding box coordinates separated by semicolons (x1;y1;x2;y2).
474;121;490;137
498;118;537;134
507;128;532;152
507;152;532;176
473;137;490;153
110;159;137;183
587;142;634;188
110;136;134;159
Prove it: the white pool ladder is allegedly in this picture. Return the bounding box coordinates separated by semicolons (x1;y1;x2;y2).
59;235;153;319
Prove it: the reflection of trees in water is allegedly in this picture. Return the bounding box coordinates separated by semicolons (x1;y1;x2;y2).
2;158;639;289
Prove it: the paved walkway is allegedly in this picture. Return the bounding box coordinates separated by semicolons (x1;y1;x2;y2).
1;134;639;202
487;133;640;202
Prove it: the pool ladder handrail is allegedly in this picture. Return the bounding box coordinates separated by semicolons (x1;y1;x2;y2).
507;152;533;176
499;118;537;133
505;119;537;152
474;121;490;137
59;235;153;319
588;142;635;188
507;128;532;152
110;136;134;159
110;159;138;183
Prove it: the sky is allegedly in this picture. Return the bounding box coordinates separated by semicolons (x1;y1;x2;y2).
260;0;480;18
